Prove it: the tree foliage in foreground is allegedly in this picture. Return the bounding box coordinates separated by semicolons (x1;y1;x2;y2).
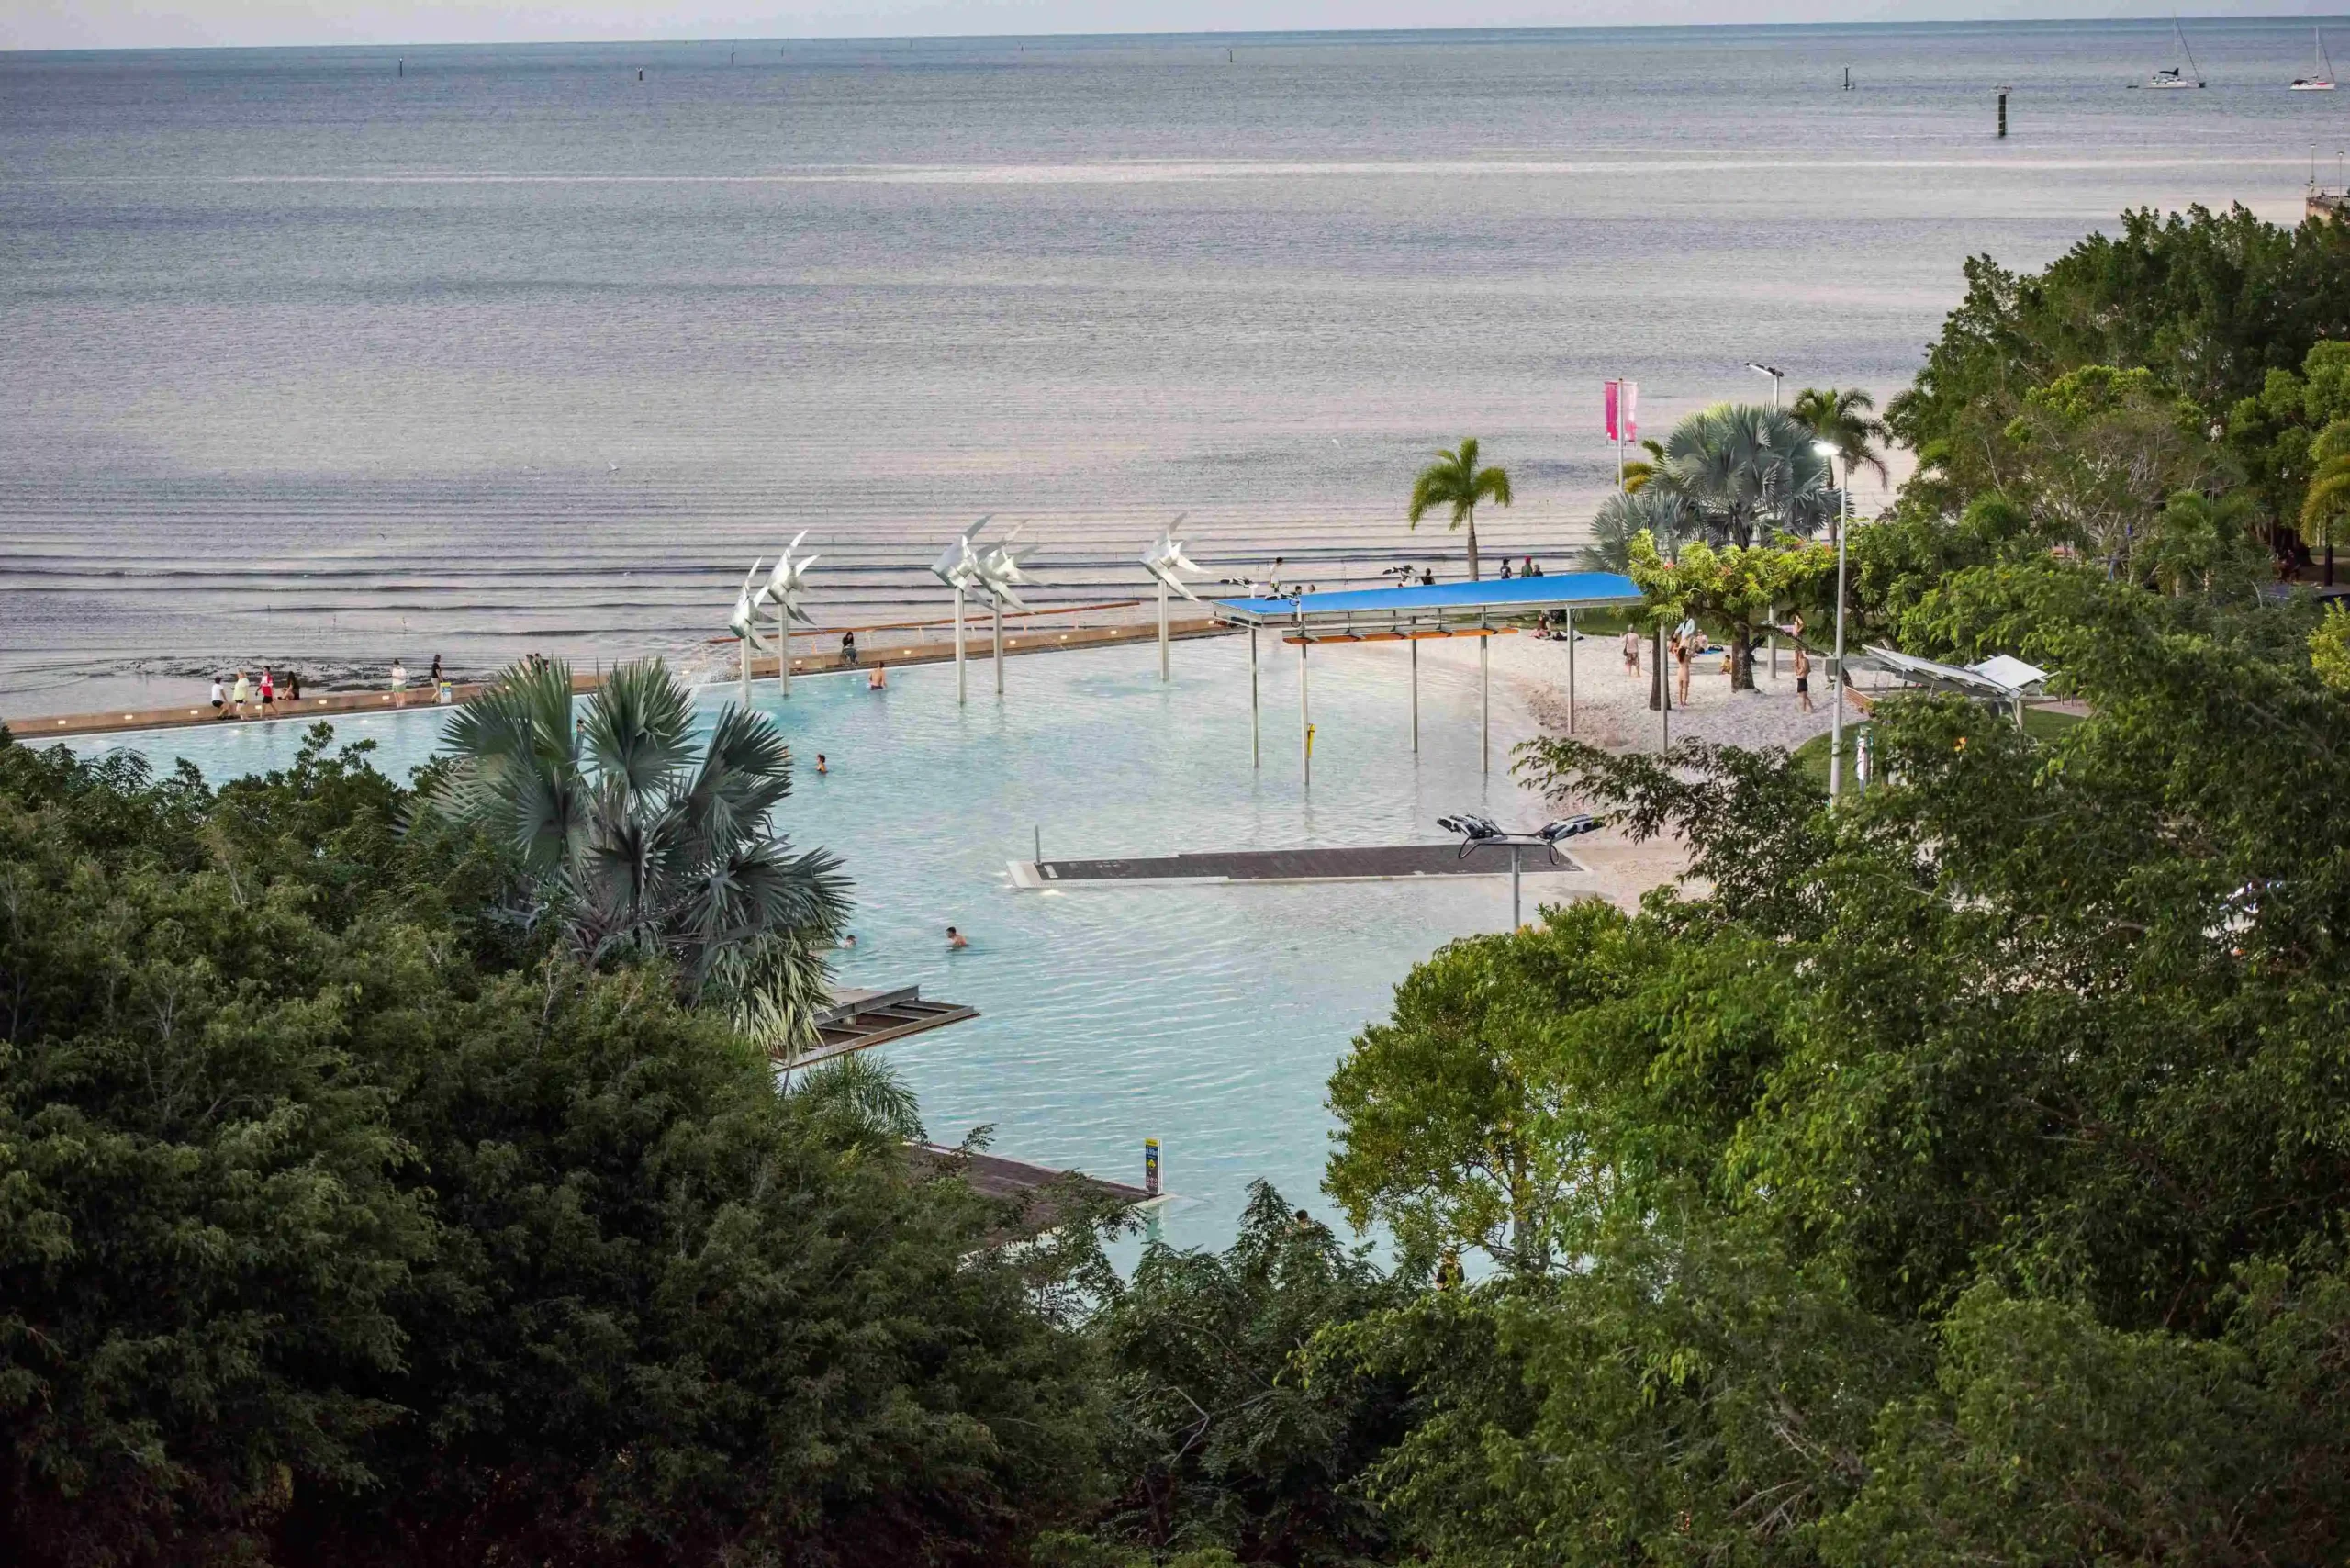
0;727;1102;1568
1314;565;2350;1564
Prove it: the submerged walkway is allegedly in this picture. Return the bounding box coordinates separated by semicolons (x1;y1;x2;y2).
1010;841;1589;888
7;615;1229;743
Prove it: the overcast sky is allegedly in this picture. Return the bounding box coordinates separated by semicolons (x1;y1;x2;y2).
3;0;2334;52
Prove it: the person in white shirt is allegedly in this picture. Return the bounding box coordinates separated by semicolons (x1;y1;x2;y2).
391;660;408;708
210;677;226;717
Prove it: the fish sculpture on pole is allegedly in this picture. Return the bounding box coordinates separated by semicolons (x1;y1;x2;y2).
762;532;818;699
976;525;1038;697
930;516;993;705
1141;518;1204;682
728;558;767;705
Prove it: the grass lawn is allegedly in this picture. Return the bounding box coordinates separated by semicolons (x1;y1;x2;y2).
1788;701;2082;793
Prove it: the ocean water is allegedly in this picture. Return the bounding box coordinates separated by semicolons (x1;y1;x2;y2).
72;634;1558;1250
2;17;2340;712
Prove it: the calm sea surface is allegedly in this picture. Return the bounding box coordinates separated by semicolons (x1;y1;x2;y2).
3;19;2341;711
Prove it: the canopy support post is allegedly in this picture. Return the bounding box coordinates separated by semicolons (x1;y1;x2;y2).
1249;627;1260;768
1410;635;1419;754
1480;617;1490;775
1299;635;1312;788
1566;608;1576;734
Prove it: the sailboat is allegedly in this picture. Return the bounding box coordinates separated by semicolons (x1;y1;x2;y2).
2146;16;2205;88
2293;27;2337;90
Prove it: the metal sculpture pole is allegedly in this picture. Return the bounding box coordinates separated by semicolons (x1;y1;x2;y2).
1140;521;1203;684
955;588;967;703
977;525;1036;700
728;559;765;707
993;597;1005;697
930;517;991;709
762;532;817;700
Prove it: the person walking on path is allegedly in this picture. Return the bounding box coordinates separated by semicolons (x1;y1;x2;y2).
430;655;442;688
258;668;274;715
230;670;252;719
1793;640;1813;712
1622;627;1640;677
210;676;226;717
391;659;408;709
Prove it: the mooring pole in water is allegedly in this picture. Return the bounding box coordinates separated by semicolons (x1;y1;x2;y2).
1998;88;2009;138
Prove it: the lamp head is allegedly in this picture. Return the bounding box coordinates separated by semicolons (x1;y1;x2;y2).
1812;440;1838;459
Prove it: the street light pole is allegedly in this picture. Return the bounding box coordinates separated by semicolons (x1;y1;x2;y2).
1816;443;1852;806
1746;360;1785;413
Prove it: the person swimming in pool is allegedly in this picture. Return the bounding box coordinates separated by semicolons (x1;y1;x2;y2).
946;926;968;949
815;753;827;774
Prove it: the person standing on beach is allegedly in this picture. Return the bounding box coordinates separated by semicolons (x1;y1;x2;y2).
1792;640;1813;712
210;676;226;717
230;669;251;718
1673;633;1693;706
391;659;408;709
1622;627;1640;677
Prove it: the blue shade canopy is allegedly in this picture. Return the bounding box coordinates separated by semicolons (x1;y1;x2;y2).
1212;571;1643;628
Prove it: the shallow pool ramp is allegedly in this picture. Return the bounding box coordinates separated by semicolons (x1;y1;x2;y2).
794;984;979;1065
1009;841;1588;888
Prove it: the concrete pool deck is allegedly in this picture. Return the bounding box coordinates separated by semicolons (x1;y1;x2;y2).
5;614;1230;742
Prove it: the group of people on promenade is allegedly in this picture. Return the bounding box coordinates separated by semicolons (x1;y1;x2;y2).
1613;615;1814;711
388;655;457;708
209;666;299;720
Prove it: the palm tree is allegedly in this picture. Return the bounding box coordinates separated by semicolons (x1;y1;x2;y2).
1661;404;1828;548
1408;437;1513;580
1790;386;1892;489
1621;438;1667;495
2300;417;2350;583
1582;487;1692;573
417;656;848;1056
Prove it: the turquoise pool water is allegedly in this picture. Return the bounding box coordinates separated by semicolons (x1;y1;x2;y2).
66;636;1549;1250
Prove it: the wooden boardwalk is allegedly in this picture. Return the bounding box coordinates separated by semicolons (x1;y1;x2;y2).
1010;841;1587;888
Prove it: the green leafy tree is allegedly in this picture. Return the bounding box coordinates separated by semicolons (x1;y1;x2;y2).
2001;364;2231;576
1627;531;1833;690
1069;1184;1410;1567
418;656;848;1056
1407;438;1512;581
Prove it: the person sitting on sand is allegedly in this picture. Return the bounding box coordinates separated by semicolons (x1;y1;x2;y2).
841;631;858;667
946;925;968;950
286;669;301;701
867;662;887;690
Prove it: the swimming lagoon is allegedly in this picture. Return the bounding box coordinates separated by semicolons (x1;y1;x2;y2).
69;635;1554;1249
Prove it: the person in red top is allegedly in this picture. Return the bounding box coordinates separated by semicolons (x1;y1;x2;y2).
258;669;275;713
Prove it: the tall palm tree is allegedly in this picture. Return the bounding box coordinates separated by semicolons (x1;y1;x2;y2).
1790;386;1892;489
2300;416;2350;582
1408;437;1513;580
1661;404;1828;547
1582;487;1692;573
417;656;848;1055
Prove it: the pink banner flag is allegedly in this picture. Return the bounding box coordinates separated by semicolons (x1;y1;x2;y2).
1624;380;1639;442
1604;379;1621;442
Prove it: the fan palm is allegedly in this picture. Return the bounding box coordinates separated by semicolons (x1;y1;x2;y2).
1583;487;1693;573
1791;386;1893;488
417;656;848;1055
1621;438;1667;495
1661;403;1829;547
2300;416;2350;578
1408;437;1513;581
